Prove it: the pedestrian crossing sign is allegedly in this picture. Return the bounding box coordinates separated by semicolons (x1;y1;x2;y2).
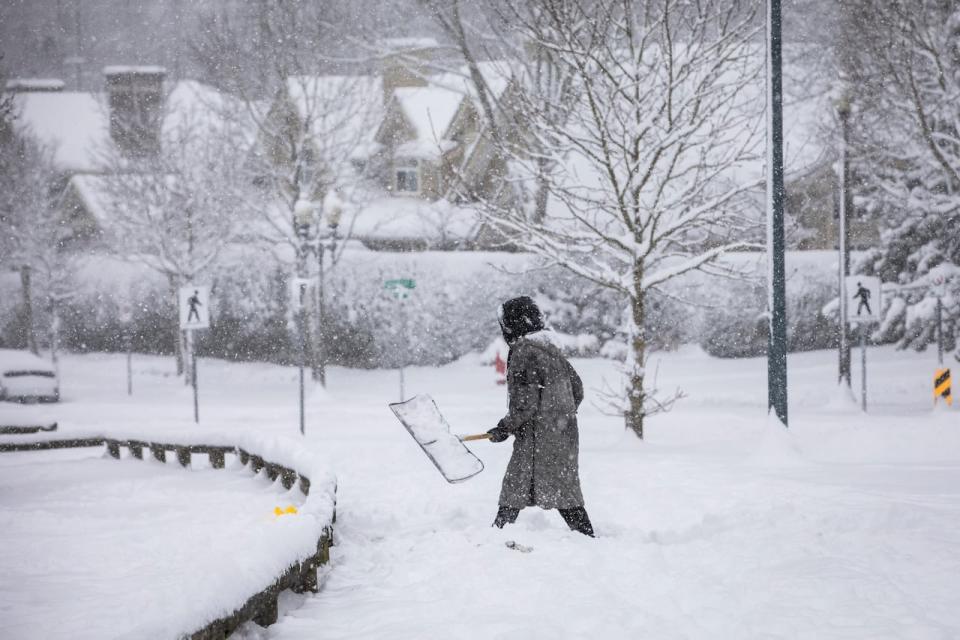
846;276;882;324
179;285;210;330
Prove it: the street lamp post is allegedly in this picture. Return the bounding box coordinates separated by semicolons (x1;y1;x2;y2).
836;90;853;389
315;196;342;388
767;0;789;427
293;198;316;435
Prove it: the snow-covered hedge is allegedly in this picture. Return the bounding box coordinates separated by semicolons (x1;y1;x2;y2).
0;249;846;365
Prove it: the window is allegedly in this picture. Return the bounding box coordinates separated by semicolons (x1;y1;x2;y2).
395;159;419;194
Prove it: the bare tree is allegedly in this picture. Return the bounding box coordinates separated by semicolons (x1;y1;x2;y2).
415;0;581;223
192;1;381;384
0;130;75;361
476;0;763;438
98;91;256;375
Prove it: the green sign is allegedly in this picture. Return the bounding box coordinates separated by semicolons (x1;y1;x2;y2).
384;279;416;290
385;278;415;300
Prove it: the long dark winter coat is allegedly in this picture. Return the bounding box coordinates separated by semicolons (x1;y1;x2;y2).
498;332;585;510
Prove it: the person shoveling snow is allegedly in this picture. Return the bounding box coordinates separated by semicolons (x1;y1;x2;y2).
487;296;594;537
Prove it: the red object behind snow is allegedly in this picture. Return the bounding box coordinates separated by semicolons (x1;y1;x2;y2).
495;351;506;385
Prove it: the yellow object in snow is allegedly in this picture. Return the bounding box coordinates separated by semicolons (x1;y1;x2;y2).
274;505;299;517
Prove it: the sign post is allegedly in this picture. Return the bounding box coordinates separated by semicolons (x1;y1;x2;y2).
291;277;312;435
119;306;133;396
933;275;946;366
178;285;210;423
385;279;415;402
846;276;881;412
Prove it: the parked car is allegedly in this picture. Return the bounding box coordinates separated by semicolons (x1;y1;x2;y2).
0;349;59;403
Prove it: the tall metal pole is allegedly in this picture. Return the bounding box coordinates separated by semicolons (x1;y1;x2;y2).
860;324;867;412
766;0;788;426
399;296;407;402
127;338;133;396
937;295;944;366
190;330;199;423
316;241;327;388
837;98;852;387
297;242;309;436
298;279;307;436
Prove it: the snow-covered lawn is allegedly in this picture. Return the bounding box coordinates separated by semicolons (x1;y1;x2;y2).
0;448;311;639
2;344;959;639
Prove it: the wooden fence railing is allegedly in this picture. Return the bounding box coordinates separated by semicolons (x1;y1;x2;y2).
0;436;335;639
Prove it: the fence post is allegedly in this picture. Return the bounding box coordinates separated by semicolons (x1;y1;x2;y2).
209;449;225;469
252;593;278;626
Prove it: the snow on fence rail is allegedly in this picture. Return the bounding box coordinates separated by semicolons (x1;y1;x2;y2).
0;431;337;639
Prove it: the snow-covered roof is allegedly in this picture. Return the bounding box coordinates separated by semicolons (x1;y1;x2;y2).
393;86;463;142
11;91;110;173
163;80;252;143
385;85;465;160
0;349;55;374
5;78;66;92
348;196;478;245
383;37;439;51
285;75;384;161
68;174;112;226
10;80;249;174
445;61;513;105
395;138;457;159
102;65;167;76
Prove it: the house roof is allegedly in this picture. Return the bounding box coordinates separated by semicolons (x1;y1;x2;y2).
388;85;464;159
11;91;110;173
393;85;463;140
163;80;247;140
10;80;248;174
5;78;66;92
348;195;479;246
68;174;112;226
285;75;384;161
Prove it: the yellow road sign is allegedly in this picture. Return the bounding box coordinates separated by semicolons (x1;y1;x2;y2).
934;368;952;406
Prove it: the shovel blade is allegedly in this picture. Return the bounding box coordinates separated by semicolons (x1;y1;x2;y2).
389;394;484;483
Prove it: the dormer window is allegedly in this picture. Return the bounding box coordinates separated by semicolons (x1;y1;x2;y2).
395;158;419;194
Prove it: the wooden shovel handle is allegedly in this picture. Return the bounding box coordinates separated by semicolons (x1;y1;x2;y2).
460;433;493;442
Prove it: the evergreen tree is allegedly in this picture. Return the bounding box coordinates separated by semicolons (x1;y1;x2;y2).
848;2;960;356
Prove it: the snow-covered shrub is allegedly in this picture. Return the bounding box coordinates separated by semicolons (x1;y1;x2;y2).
691;252;840;358
0;248;848;366
858;223;959;353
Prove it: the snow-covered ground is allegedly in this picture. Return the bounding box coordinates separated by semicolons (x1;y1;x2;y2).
2;344;959;639
0;448;312;639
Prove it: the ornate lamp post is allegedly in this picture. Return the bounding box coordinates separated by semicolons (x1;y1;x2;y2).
314;192;343;388
293;197;316;435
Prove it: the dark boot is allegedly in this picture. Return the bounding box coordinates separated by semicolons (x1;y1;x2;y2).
493;506;520;528
559;507;595;537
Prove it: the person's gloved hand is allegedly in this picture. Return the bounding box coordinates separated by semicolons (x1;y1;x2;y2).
487;425;510;443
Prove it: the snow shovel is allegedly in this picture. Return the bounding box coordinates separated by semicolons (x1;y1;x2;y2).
389;394;488;483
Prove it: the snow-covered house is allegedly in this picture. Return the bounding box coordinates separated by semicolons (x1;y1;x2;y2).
7;67;246;246
256;43;517;250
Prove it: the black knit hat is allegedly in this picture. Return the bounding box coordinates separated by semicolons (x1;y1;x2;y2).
498;296;544;344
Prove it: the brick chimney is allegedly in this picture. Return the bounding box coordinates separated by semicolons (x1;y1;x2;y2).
103;66;166;156
381;38;437;103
